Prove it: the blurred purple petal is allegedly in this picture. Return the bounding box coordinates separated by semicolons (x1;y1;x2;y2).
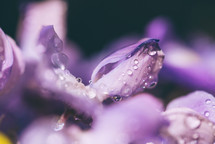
70;94;166;144
167;91;215;123
0;29;24;95
17;0;67;62
162;108;215;143
91;38;164;100
145;17;173;42
20;117;70;144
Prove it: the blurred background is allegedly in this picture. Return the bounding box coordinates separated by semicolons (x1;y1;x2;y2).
1;0;215;57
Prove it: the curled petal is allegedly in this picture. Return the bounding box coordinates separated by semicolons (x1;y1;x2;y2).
91;38;164;100
17;0;67;62
162;108;215;143
167;91;215;123
72;94;166;144
0;29;24;95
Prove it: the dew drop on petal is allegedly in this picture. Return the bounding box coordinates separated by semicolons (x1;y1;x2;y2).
148;50;157;56
205;99;211;104
192;133;199;139
51;53;68;70
148;81;157;88
204;111;210;117
112;95;122;102
134;59;139;64
76;77;82;83
54;121;65;131
121;85;132;97
185;116;201;129
133;65;138;70
127;69;133;76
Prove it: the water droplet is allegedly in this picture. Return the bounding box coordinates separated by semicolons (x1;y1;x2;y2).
185;116;201;129
212;105;215;109
205;99;211;104
54;121;65;131
89;80;92;84
134;59;139;64
121;85;132;97
58;74;65;81
88;89;96;99
51;53;68;70
133;65;138;70
148;50;157;56
192;133;199;139
148;81;157;88
149;75;153;79
204;111;210;117
76;77;82;83
147;66;152;72
127;69;133;76
112;95;122;102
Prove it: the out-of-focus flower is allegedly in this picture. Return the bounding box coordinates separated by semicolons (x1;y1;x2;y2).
145;17;215;94
0;131;12;144
0;29;24;95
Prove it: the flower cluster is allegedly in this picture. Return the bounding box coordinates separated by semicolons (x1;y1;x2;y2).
0;1;215;144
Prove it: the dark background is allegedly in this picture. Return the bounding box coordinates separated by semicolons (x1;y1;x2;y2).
0;0;215;57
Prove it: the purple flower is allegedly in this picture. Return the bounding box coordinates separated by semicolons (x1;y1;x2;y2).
1;1;215;144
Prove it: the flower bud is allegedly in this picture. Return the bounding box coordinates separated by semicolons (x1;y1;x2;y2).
91;38;164;101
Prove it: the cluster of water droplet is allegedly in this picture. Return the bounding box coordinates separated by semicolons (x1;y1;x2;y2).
162;108;215;144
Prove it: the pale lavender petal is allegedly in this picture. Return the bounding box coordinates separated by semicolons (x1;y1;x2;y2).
162;108;215;143
20;117;70;144
91;38;164;101
167;91;215;123
0;29;24;95
162;42;215;93
70;94;166;144
17;0;67;62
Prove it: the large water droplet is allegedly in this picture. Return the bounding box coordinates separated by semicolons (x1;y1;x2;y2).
205;99;211;104
127;69;133;76
204;111;210;117
185;116;201;129
51;53;68;70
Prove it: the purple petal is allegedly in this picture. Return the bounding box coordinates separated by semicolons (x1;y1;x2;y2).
162;108;215;143
0;29;24;95
72;94;166;144
91;38;164;100
17;0;67;62
167;91;215;123
20;117;70;144
144;17;173;42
